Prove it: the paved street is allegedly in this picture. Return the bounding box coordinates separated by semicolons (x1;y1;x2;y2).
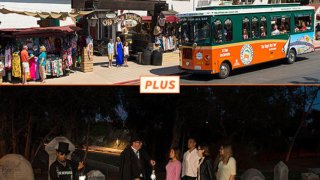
180;49;320;85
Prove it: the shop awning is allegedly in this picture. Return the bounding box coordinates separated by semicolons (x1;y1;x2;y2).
0;8;93;21
0;25;81;37
165;15;178;23
142;15;178;23
142;16;152;22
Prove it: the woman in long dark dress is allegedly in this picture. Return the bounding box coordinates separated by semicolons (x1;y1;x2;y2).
115;37;124;67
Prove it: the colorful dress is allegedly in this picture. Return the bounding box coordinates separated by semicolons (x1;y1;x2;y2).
35;57;40;80
116;42;123;66
5;48;12;70
67;47;73;67
12;52;21;78
29;57;36;80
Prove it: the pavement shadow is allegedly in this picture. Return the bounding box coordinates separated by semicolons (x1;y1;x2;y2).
149;65;180;75
93;61;108;67
290;77;320;84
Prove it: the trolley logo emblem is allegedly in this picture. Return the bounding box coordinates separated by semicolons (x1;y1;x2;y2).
196;52;203;60
240;44;254;65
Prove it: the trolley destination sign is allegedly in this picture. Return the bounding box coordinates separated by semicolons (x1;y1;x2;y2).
102;13;142;26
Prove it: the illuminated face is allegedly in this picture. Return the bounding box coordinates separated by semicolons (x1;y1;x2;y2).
169;149;175;159
188;139;196;150
132;141;143;150
219;146;224;155
57;152;67;162
197;147;204;157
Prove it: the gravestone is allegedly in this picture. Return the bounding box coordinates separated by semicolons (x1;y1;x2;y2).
302;173;320;180
87;170;105;180
241;168;265;180
45;136;75;180
0;154;34;180
274;161;288;180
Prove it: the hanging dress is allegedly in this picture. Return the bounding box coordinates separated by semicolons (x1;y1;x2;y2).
5;48;12;70
116;42;123;66
12;52;21;78
35;57;40;80
67;47;73;67
29;57;36;80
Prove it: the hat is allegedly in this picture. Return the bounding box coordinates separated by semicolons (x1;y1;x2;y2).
56;142;70;154
130;134;143;143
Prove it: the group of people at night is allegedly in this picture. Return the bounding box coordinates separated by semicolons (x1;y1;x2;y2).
107;37;129;68
119;136;236;180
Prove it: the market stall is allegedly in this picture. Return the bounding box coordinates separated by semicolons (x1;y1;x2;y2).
142;10;179;52
0;25;86;82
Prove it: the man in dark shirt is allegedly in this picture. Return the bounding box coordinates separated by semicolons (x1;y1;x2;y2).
119;135;156;180
49;142;84;180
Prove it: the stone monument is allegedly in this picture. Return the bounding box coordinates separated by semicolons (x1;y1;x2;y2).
0;154;34;180
241;168;265;180
87;170;105;180
274;161;289;180
302;173;320;180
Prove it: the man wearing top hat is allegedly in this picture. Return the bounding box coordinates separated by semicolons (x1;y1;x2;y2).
119;135;156;180
49;142;84;180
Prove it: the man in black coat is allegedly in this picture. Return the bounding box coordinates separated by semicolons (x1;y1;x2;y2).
49;142;84;180
119;135;156;180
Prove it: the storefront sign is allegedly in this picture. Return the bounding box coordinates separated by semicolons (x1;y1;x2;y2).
103;19;113;26
102;13;141;26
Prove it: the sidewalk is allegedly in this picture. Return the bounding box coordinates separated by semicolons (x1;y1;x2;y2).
2;51;180;85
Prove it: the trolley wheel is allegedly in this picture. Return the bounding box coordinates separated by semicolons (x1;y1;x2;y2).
218;62;230;79
287;49;296;64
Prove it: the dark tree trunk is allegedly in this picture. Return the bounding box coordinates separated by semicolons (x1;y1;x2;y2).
171;108;183;148
285;87;320;161
11;114;16;154
24;113;32;160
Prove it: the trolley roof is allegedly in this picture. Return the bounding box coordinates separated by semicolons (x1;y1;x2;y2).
177;4;314;18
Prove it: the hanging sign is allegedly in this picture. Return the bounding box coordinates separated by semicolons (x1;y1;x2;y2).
102;13;142;27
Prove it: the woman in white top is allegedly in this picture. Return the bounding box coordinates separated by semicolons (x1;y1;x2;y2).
216;145;236;180
123;42;129;67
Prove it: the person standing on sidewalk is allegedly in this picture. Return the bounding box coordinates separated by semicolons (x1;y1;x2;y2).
181;138;201;180
21;45;33;84
108;39;114;68
115;37;124;67
123;42;129;67
38;46;47;84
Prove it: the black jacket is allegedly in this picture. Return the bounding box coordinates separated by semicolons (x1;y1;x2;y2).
198;156;215;180
49;159;78;180
119;146;152;180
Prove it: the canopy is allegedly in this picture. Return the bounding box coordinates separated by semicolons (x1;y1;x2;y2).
0;8;93;21
142;15;178;23
0;25;81;37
